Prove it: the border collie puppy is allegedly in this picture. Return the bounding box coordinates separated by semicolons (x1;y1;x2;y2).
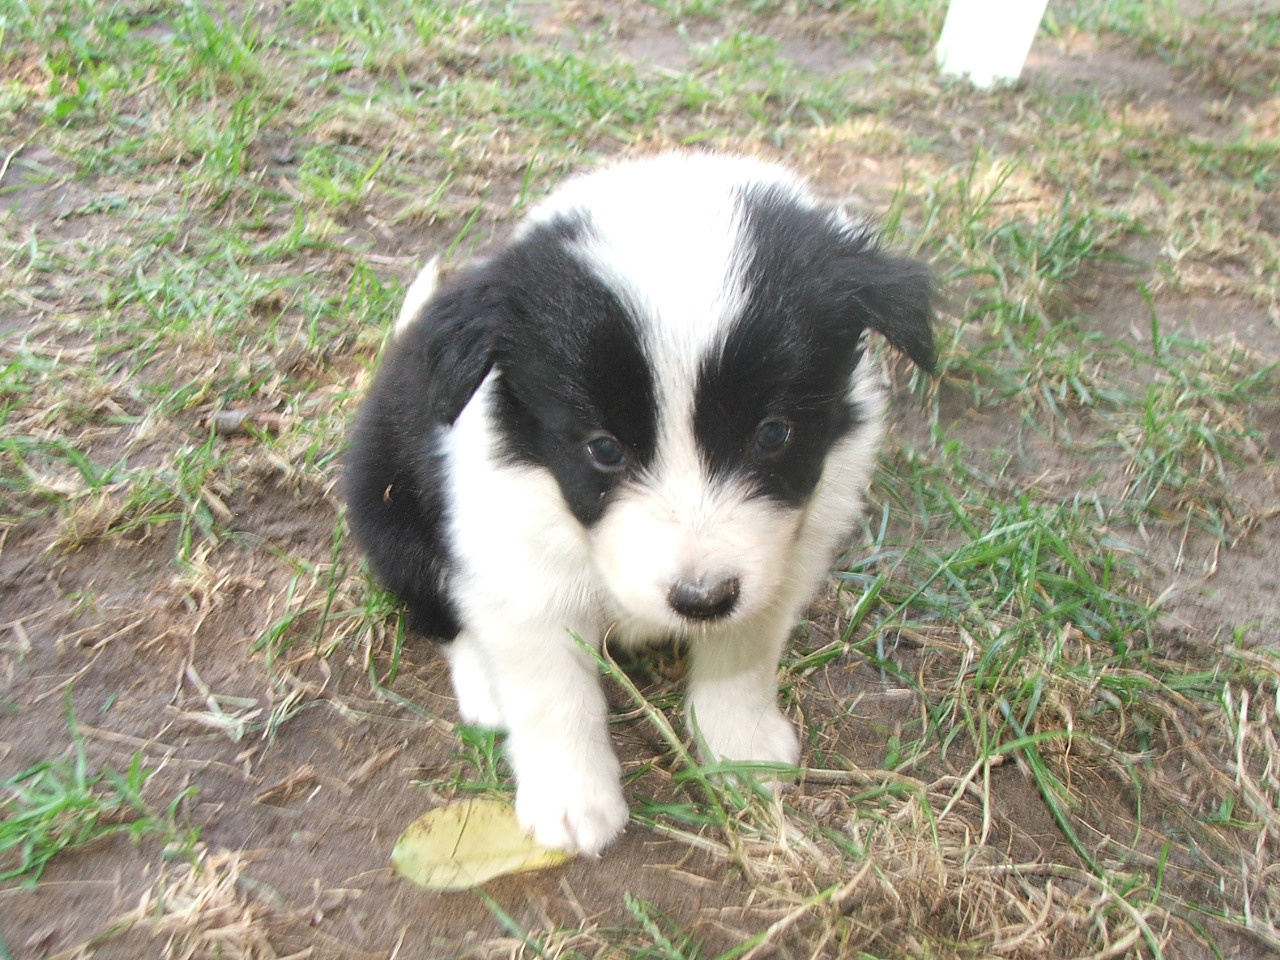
346;153;934;855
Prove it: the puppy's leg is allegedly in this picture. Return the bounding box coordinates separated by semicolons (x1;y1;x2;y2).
479;623;628;855
684;610;800;769
443;632;504;729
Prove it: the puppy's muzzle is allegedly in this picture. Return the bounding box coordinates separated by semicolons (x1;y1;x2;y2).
668;574;740;621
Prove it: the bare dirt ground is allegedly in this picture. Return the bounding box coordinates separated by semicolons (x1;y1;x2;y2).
2;2;1278;959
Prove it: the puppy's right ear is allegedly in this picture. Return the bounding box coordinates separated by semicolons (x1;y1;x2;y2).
392;261;503;424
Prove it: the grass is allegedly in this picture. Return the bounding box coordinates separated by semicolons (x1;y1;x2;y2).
2;0;1278;957
0;691;197;888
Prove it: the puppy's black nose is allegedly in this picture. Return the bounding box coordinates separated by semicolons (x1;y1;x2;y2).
668;575;740;621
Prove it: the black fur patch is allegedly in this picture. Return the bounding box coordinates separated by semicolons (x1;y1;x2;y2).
693;185;934;505
345;216;660;638
344;261;506;640
489;216;658;527
344;347;465;640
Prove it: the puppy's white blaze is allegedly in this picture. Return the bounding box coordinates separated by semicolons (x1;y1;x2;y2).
567;205;743;408
528;154;807;405
394;256;441;338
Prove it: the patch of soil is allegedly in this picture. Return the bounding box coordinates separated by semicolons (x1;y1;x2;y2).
0;499;743;959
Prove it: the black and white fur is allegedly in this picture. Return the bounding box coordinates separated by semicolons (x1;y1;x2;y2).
346;153;934;855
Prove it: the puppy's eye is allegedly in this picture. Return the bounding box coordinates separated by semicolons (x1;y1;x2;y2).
753;418;793;457
586;432;627;471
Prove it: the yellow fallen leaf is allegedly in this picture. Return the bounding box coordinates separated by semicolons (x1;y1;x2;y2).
391;797;575;891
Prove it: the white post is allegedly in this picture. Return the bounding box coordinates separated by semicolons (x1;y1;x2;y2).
936;0;1051;89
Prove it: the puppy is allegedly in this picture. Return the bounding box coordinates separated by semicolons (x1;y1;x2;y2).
345;153;934;855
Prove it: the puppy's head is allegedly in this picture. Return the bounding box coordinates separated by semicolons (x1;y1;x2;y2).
403;154;934;634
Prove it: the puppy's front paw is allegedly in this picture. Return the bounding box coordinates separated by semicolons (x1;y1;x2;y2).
697;703;800;769
445;638;505;730
515;762;629;856
453;677;504;730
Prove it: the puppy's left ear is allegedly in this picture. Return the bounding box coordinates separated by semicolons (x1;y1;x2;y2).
387;260;505;425
845;243;937;374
